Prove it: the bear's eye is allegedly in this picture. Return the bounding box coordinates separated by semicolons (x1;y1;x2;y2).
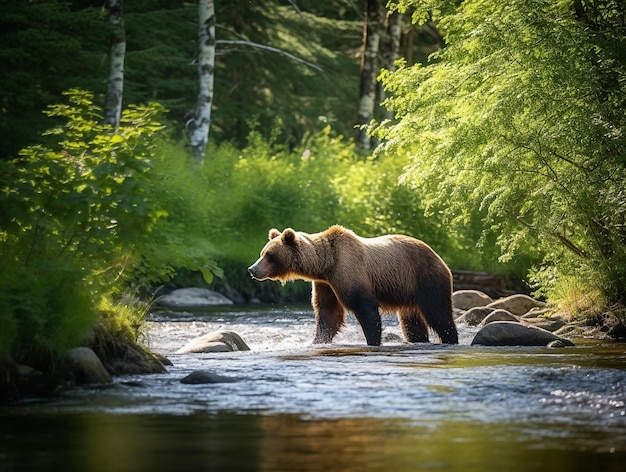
265;251;277;263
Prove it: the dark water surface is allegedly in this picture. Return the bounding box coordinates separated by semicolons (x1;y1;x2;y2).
1;306;626;471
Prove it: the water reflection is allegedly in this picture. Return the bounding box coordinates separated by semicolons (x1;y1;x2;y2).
1;412;625;472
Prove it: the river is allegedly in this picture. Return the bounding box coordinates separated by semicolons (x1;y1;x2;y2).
1;306;626;471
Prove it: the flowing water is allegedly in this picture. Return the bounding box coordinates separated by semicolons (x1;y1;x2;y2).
1;306;626;471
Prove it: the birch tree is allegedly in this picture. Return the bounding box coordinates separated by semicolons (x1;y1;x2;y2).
379;11;403;121
186;0;216;164
103;0;125;128
356;0;384;150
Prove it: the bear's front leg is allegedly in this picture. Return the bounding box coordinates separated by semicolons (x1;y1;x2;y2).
344;291;382;346
312;282;345;344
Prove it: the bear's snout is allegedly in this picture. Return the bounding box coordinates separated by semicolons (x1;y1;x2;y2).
248;260;264;280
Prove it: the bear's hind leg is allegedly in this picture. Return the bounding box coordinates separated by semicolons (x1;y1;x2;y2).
398;308;429;343
312;282;345;344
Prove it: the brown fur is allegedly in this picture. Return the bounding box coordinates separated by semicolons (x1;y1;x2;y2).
248;225;458;346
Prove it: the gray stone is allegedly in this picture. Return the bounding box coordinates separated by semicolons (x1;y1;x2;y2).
479;309;519;326
522;317;567;332
547;340;570;348
176;330;251;354
471;322;574;347
459;307;495;326
487;294;546;316
452;290;494;310
181;370;237;384
65;347;113;384
156;288;233;308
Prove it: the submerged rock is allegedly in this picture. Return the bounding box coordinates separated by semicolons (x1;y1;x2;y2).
181;370;237;384
176;330;251;354
471;321;574;347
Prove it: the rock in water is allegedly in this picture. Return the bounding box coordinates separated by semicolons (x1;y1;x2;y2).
176;330;251;354
452;290;494;310
180;370;237;384
471;322;574;347
486;294;546;316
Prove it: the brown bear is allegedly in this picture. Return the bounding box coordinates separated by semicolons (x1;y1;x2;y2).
248;225;458;346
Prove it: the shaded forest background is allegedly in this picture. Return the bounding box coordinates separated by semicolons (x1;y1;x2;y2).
1;0;439;157
1;0;625;371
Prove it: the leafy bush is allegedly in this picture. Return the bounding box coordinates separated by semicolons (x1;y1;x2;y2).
0;90;220;362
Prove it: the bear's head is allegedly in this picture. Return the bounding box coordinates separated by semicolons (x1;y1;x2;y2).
248;228;300;282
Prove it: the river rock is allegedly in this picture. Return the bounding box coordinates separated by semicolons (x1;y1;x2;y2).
486;294;546;316
103;341;168;375
458;307;495;326
479;309;519;326
176;330;251;354
155;288;233;308
452;290;494;310
471;321;574;347
522;317;567;332
65;347;113;385
180;370;237;384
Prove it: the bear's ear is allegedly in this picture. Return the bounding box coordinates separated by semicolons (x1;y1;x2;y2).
282;228;297;246
268;228;281;240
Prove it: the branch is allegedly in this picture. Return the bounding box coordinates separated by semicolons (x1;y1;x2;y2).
286;0;302;14
216;39;324;72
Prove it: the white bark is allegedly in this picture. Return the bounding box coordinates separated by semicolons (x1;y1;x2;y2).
103;0;125;128
380;11;403;121
356;0;383;150
187;0;216;164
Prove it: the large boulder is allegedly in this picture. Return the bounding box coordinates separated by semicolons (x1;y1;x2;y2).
471;321;574;347
176;330;251;354
486;294;546;316
65;347;113;384
155;288;233;309
452;290;494;311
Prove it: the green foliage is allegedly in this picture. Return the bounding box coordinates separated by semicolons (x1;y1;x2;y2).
1;90;166;268
148;122;505;301
0;90;220;362
377;0;626;304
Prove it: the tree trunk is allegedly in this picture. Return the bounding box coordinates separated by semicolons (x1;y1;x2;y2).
356;0;384;150
186;0;216;164
379;11;403;121
103;0;125;128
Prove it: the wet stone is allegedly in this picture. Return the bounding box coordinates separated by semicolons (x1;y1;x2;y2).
180;370;237;384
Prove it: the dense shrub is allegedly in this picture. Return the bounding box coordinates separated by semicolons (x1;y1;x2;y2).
0;90;220;362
